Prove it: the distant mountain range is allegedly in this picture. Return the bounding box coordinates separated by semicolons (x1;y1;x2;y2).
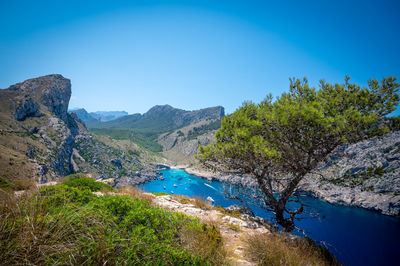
68;108;128;125
71;104;224;132
93;104;224;131
70;104;224;154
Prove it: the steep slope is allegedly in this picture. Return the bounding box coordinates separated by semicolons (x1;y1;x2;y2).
158;119;221;165
0;75;156;188
299;130;400;215
89;104;224;153
0;74;84;184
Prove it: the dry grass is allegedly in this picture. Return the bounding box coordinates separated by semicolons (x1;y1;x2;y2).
0;189;109;265
179;220;229;265
118;186;155;203
171;194;213;210
213;205;243;219
243;232;340;266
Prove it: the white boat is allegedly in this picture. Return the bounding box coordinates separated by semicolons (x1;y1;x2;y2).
206;196;215;203
163;186;166;190
173;184;177;187
171;191;174;194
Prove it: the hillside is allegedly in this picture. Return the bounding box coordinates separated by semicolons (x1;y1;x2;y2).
89;104;224;153
96;104;223;130
0;175;338;265
158;119;221;165
0;75;158;189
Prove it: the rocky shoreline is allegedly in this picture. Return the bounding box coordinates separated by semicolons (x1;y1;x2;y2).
159;163;400;217
138;130;400;217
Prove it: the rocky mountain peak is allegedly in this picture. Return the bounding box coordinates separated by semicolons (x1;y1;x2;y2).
6;74;71;122
144;104;176;117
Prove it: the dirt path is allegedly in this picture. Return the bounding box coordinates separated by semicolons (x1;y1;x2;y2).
152;195;269;265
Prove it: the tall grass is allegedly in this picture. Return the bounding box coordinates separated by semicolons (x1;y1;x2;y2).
0;178;227;265
243;232;341;266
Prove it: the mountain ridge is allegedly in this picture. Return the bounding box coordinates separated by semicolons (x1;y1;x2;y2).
92;104;224;131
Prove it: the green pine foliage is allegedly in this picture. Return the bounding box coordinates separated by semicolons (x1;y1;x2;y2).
389;115;400;131
198;76;399;231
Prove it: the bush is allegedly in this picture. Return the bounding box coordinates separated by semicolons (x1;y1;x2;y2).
153;191;169;196
62;176;115;192
0;181;226;265
0;177;11;189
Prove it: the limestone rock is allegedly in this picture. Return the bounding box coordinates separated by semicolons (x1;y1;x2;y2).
14;98;42;121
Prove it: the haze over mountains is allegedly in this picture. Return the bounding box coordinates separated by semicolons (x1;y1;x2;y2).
68;108;128;126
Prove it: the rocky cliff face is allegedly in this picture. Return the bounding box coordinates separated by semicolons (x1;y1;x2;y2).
0;74;85;182
298;130;400;216
0;75;153;187
203;131;400;216
158;119;220;165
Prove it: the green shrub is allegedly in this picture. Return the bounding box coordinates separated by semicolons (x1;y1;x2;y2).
153;192;169;196
0;181;226;265
0;177;11;189
38;184;96;208
63;177;115;192
60;173;89;182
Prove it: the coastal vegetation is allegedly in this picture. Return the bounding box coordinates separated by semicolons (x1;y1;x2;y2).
198;76;399;231
0;175;226;265
244;233;339;265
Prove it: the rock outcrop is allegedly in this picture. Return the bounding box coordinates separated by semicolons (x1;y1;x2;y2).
298;130;400;216
14;98;42;121
0;74;157;186
0;74;84;181
199;131;400;216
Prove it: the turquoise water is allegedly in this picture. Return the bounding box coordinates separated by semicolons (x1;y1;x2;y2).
139;168;400;265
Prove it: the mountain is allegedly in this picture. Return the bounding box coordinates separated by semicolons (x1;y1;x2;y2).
71;108;100;125
94;104;224;131
158;119;221;165
0;75;156;188
90;110;128;122
69;109;128;127
0;74;84;184
89;104;224;153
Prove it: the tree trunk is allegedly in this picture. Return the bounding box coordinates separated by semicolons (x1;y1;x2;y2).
275;207;295;232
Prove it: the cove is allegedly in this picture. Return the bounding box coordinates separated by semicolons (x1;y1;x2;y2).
139;168;400;265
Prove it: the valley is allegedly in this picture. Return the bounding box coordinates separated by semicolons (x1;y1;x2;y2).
1;74;399;265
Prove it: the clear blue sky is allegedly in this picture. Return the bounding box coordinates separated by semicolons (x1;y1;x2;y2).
1;0;399;115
